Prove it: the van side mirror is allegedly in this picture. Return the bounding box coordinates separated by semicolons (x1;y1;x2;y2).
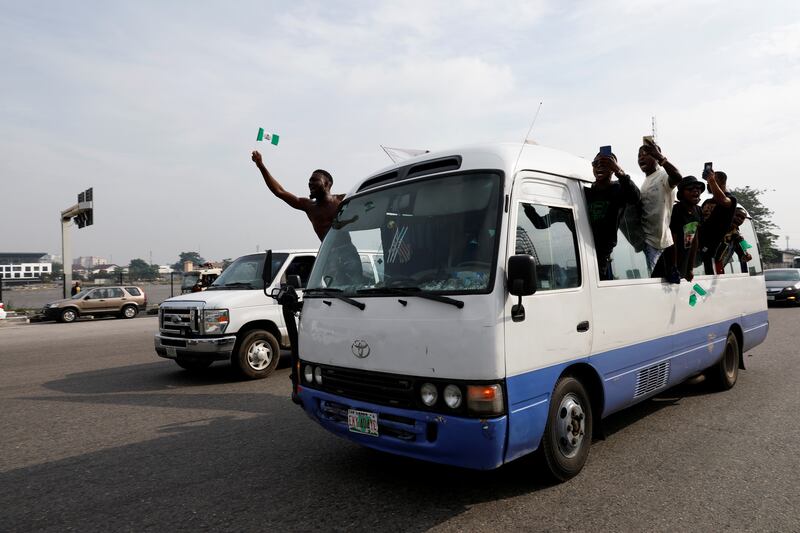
286;275;302;289
262;250;273;286
507;255;537;322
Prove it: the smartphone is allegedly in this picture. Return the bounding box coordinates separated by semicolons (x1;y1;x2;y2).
703;162;713;179
599;145;612;157
642;135;656;147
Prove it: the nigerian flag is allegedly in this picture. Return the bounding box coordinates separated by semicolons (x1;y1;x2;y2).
257;128;280;145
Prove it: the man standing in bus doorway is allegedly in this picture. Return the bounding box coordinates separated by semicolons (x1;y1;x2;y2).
251;150;344;241
637;142;683;274
698;169;737;275
585;151;640;280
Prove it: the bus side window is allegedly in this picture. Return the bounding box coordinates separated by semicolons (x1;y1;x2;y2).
516;203;581;291
609;214;648;280
738;219;762;275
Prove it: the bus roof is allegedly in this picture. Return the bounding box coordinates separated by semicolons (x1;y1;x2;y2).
351;142;594;196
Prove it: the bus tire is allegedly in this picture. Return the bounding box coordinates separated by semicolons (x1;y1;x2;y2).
540;376;593;482
707;331;739;391
233;329;280;380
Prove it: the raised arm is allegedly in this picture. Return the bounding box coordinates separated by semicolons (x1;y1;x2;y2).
607;159;640;204
646;145;682;187
251;151;311;211
704;169;733;208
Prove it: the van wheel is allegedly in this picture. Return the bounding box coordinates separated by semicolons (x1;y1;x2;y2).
707;331;739;390
175;357;212;371
233;330;280;379
60;308;78;323
120;305;138;319
540;376;593;482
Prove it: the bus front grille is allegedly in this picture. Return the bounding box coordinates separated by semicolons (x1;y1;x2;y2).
317;365;415;408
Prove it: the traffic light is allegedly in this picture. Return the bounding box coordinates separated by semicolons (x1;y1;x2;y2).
75;188;94;228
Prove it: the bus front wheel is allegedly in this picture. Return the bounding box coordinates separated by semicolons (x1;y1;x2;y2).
540;376;593;482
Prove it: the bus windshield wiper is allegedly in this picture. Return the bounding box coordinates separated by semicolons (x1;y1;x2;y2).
357;287;464;309
303;288;366;311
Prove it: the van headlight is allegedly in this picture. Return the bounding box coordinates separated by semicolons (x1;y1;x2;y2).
202;309;229;334
443;384;463;409
420;383;438;406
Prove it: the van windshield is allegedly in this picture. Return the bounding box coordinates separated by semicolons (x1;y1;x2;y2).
208;253;288;290
306;172;502;296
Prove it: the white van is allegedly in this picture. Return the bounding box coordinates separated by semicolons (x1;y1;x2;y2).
291;143;769;479
155;250;317;378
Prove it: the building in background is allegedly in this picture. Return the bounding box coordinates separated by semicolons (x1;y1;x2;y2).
0;252;52;281
75;256;108;269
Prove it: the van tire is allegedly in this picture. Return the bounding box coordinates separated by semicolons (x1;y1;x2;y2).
233;330;280;380
707;331;739;390
60;308;78;323
175;357;213;371
540;376;593;482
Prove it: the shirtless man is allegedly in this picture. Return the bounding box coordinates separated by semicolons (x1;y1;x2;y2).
251;150;344;241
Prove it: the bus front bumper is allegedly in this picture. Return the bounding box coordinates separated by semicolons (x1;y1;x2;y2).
297;387;508;470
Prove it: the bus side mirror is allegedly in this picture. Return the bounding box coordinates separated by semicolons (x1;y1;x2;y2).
286;275;302;289
262;250;273;286
507;255;537;322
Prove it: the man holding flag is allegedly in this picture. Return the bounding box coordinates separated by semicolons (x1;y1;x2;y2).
250;150;344;241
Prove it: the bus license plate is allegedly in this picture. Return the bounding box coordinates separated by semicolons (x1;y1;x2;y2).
347;409;379;437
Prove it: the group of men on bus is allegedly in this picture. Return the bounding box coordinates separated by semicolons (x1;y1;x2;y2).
588;141;750;282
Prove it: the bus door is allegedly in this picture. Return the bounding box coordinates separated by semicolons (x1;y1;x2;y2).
503;175;593;462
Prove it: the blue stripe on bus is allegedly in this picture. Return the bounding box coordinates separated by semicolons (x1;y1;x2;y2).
503;310;768;464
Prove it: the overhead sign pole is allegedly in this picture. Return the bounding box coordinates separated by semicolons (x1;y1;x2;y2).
60;188;94;298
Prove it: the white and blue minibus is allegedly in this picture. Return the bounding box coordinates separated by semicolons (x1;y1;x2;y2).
293;143;769;480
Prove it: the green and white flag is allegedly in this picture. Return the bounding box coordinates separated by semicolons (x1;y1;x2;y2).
257;128;280;145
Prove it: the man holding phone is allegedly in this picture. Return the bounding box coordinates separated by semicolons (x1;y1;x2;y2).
637;139;682;274
585;148;640;280
698;165;737;274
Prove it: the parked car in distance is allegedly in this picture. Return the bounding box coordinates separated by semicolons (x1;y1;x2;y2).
42;286;147;322
765;268;800;305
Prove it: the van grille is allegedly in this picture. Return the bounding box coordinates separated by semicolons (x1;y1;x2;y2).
633;361;670;398
159;307;199;335
317;366;415;408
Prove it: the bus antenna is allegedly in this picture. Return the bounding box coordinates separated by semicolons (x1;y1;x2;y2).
512;101;543;176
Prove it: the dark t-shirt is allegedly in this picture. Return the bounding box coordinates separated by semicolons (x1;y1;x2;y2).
700;192;737;253
670;202;703;272
584;175;640;258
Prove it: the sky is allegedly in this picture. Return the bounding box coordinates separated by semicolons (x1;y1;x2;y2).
2;0;799;265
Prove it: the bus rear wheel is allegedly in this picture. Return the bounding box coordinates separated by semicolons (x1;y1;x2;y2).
540;376;593;482
707;331;739;391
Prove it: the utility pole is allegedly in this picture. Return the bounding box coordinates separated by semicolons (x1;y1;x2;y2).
786;236;790;251
60;188;94;298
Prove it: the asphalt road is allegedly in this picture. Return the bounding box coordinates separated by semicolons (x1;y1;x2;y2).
1;309;798;532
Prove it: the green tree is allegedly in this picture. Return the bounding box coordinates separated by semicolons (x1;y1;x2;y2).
172;251;205;270
730;186;780;263
42;261;63;282
128;258;158;280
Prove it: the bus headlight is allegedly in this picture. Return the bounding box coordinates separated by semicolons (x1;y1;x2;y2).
314;366;323;385
303;365;314;383
443;384;462;409
420;383;438;406
467;384;504;416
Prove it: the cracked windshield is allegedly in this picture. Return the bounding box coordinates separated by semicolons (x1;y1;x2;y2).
307;172;502;294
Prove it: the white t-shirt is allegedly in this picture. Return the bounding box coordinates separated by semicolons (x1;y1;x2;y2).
640;167;675;249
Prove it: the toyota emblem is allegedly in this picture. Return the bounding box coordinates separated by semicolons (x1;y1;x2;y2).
351;340;370;359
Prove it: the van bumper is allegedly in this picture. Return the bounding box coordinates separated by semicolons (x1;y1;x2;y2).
154;333;236;361
297;387;507;470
